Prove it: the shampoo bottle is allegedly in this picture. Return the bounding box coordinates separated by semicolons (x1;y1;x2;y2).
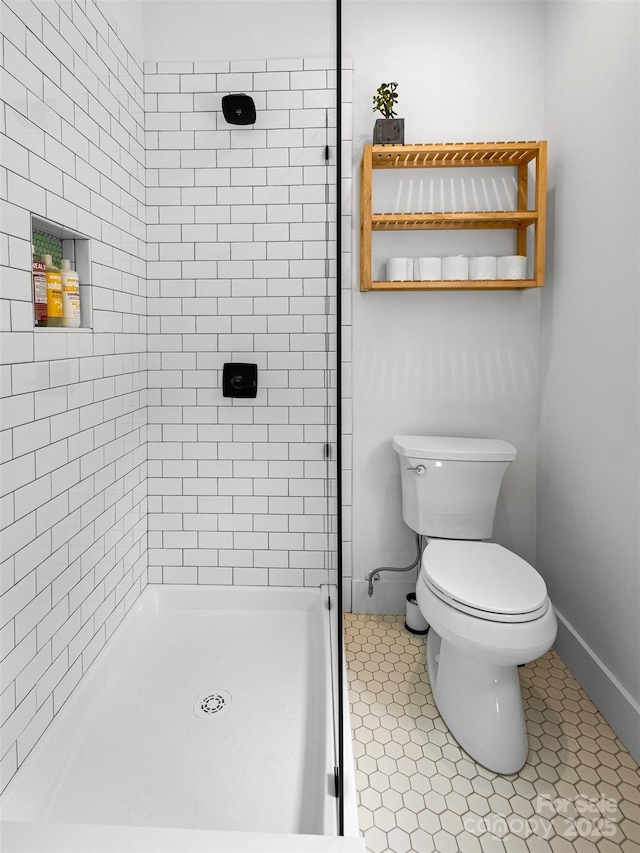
32;245;48;327
60;258;81;328
43;254;63;327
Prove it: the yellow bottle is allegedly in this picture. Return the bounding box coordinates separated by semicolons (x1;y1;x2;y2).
43;254;63;327
60;258;81;328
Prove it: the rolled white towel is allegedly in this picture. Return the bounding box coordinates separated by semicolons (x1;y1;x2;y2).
387;257;413;281
442;256;469;281
415;257;442;281
469;256;497;280
497;255;527;280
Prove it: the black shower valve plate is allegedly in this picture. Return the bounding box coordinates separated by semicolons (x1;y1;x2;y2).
221;93;256;125
222;362;258;398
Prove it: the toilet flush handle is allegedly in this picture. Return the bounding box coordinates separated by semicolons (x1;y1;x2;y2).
407;464;426;475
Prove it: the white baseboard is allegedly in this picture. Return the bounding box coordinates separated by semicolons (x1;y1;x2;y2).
554;609;640;764
350;578;416;616
341;577;352;612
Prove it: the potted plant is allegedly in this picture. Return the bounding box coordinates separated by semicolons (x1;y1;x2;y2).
373;81;404;145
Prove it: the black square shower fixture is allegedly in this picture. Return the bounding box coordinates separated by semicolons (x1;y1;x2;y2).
221;93;256;125
222;363;258;398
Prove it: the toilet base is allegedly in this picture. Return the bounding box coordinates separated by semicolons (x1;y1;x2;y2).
427;629;528;774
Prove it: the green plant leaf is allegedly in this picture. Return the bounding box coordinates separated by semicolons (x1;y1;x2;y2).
373;82;399;118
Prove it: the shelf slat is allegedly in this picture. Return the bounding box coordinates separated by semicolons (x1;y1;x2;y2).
372;211;538;231
368;279;540;291
371;142;542;170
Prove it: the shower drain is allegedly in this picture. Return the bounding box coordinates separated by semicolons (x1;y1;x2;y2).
193;690;231;719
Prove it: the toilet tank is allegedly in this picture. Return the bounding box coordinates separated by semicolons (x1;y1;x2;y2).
392;435;517;539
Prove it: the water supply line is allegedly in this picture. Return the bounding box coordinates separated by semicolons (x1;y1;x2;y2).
365;532;423;597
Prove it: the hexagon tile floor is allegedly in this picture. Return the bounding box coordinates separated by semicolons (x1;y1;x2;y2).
344;614;640;853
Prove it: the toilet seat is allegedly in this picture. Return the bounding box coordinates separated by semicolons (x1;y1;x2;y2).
422;540;549;623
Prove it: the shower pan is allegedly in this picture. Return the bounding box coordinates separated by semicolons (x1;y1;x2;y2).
1;586;361;850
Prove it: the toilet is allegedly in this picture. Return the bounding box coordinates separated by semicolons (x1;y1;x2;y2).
392;435;557;774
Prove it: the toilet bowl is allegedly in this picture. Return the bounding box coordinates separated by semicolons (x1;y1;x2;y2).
392;435;557;774
417;540;556;773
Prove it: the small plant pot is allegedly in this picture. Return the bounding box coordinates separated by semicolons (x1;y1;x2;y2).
373;118;405;145
405;592;429;635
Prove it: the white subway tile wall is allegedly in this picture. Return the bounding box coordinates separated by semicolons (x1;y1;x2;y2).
0;0;352;793
145;59;352;591
0;0;147;791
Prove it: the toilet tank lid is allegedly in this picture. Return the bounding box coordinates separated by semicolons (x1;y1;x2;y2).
392;435;517;462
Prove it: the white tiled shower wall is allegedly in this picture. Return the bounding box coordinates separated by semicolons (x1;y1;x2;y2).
145;59;351;589
0;0;147;790
1;0;352;792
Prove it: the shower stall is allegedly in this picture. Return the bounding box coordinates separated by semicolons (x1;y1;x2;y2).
0;0;358;848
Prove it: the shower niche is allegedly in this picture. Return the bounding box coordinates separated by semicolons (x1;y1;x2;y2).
31;214;93;329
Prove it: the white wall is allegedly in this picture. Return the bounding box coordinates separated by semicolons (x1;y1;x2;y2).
144;58;345;588
539;1;640;759
138;0;356;599
137;2;547;609
1;0;346;793
343;0;546;610
140;0;335;63
100;0;145;62
0;0;147;790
